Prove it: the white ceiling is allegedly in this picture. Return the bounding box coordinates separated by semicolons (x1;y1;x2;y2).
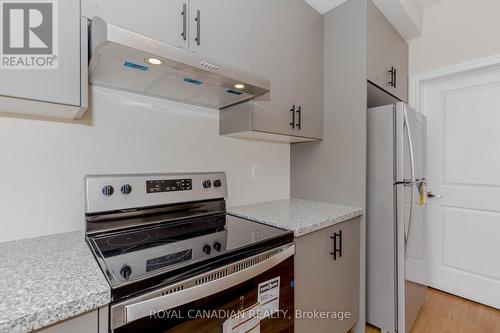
305;0;444;15
304;0;347;14
304;0;445;40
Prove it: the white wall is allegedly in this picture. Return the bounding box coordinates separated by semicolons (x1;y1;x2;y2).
0;87;290;242
409;0;500;74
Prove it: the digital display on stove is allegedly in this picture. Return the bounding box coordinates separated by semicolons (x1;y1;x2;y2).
146;179;192;193
146;249;193;272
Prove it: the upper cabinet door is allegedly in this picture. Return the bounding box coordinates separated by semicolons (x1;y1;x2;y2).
0;0;81;106
290;0;323;140
82;0;188;49
188;0;252;71
251;0;297;136
367;0;408;102
252;0;323;139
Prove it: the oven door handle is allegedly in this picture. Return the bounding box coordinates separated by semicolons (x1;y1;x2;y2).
122;244;295;326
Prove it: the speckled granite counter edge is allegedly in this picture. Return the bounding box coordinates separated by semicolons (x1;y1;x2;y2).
228;206;364;237
0;230;111;333
2;289;110;333
292;208;363;236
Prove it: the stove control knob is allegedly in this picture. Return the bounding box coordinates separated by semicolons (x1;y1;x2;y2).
120;265;132;279
121;184;132;195
213;242;222;252
203;244;212;255
213;179;222;188
203;180;212;189
102;185;114;196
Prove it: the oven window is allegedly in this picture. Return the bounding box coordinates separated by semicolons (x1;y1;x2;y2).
114;257;294;333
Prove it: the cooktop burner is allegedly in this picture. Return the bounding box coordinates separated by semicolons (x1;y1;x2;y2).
88;214;288;287
106;232;151;247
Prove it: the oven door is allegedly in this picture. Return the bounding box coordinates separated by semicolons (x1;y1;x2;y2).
111;244;294;333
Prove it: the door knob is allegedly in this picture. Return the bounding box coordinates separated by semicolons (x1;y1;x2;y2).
427;192;443;198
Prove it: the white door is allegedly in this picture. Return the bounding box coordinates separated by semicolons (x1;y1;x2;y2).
188;0;252;71
82;0;188;49
422;65;500;309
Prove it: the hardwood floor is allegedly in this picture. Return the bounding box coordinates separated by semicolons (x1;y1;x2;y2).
364;288;500;333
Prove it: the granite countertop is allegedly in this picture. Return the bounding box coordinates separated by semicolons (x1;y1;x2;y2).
0;231;111;333
228;198;364;237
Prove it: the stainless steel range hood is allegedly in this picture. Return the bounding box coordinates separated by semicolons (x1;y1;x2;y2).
88;17;270;109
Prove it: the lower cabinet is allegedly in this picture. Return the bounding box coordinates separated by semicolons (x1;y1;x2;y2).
35;306;108;333
294;217;360;333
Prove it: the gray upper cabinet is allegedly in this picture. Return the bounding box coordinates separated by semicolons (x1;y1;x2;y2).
0;0;87;120
251;0;301;138
220;0;323;142
188;0;253;71
367;0;408;102
289;0;324;139
83;0;252;70
82;0;189;49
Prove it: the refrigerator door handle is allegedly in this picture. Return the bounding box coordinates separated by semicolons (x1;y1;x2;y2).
403;104;416;186
403;104;416;246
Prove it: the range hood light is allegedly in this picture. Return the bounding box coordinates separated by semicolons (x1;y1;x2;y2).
234;83;245;90
146;57;163;66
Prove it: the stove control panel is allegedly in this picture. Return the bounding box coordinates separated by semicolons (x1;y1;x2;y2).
146;178;192;193
85;172;227;214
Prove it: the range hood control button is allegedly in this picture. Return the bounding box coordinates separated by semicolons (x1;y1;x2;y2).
102;185;114;196
213;179;222;188
213;242;222;252
203;180;212;189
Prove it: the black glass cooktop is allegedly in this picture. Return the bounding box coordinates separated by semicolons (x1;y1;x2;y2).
87;213;292;299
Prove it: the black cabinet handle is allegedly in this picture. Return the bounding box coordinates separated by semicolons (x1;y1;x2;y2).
388;66;395;88
388;66;397;88
296;106;302;130
181;3;187;41
194;10;201;46
290;105;296;129
330;230;343;260
330;234;336;259
339;230;342;258
393;68;397;88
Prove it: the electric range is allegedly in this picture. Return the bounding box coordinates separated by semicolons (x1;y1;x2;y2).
84;172;294;332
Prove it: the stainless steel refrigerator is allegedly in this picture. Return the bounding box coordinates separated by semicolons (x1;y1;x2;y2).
367;102;428;333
